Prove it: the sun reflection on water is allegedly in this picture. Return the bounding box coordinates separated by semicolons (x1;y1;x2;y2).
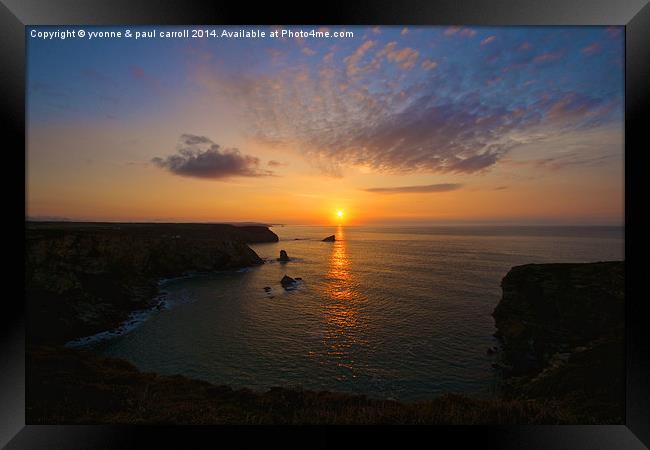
327;227;354;302
322;226;366;376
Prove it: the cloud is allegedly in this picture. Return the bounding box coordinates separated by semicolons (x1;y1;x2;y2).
501;124;623;173
343;40;376;77
444;26;461;36
378;42;419;70
322;51;335;64
364;183;462;194
445;27;476;38
421;59;438;70
312;95;533;174
518;41;532;51
533;152;615;170
545;92;612;125
201;64;616;176
179;134;213;145
188;28;622;179
481;36;496;45
532;51;564;63
582;43;601;56
151;134;272;179
267;160;287;167
342;40;421;76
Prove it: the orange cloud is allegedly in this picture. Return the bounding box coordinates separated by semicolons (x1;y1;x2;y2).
421;59;438;70
343;40;376;77
377;42;419;70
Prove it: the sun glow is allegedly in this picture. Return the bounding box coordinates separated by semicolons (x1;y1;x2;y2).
337;210;344;218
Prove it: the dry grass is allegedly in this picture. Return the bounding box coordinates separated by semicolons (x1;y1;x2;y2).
27;346;601;425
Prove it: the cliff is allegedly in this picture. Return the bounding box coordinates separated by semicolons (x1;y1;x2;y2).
492;261;625;422
26;222;278;344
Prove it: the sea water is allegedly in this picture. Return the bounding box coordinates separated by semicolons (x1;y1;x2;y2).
95;225;623;401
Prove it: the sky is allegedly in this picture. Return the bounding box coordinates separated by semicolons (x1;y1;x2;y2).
26;25;624;225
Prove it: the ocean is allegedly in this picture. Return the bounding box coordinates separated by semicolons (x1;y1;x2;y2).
94;225;624;401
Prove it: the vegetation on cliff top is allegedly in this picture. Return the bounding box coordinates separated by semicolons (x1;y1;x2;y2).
27;346;586;425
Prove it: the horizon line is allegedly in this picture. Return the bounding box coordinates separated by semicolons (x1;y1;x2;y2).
25;218;625;228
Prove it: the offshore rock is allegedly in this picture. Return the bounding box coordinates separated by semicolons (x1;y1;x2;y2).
281;275;297;289
278;250;290;262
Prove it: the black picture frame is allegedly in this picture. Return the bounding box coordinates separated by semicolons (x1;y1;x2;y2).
4;0;649;448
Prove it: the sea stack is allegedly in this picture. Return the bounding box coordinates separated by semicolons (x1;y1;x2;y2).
281;275;297;289
322;235;336;242
278;250;290;262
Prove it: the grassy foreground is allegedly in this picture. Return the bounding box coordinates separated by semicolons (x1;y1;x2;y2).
28;346;593;425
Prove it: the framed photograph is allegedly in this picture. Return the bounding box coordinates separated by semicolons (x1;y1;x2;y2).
4;0;649;448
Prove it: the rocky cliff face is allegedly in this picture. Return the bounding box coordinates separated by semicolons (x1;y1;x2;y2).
493;261;624;373
492;261;625;422
26;223;278;344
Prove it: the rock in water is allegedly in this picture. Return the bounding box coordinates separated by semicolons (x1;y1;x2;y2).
278;250;290;262
322;235;336;242
281;275;297;289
